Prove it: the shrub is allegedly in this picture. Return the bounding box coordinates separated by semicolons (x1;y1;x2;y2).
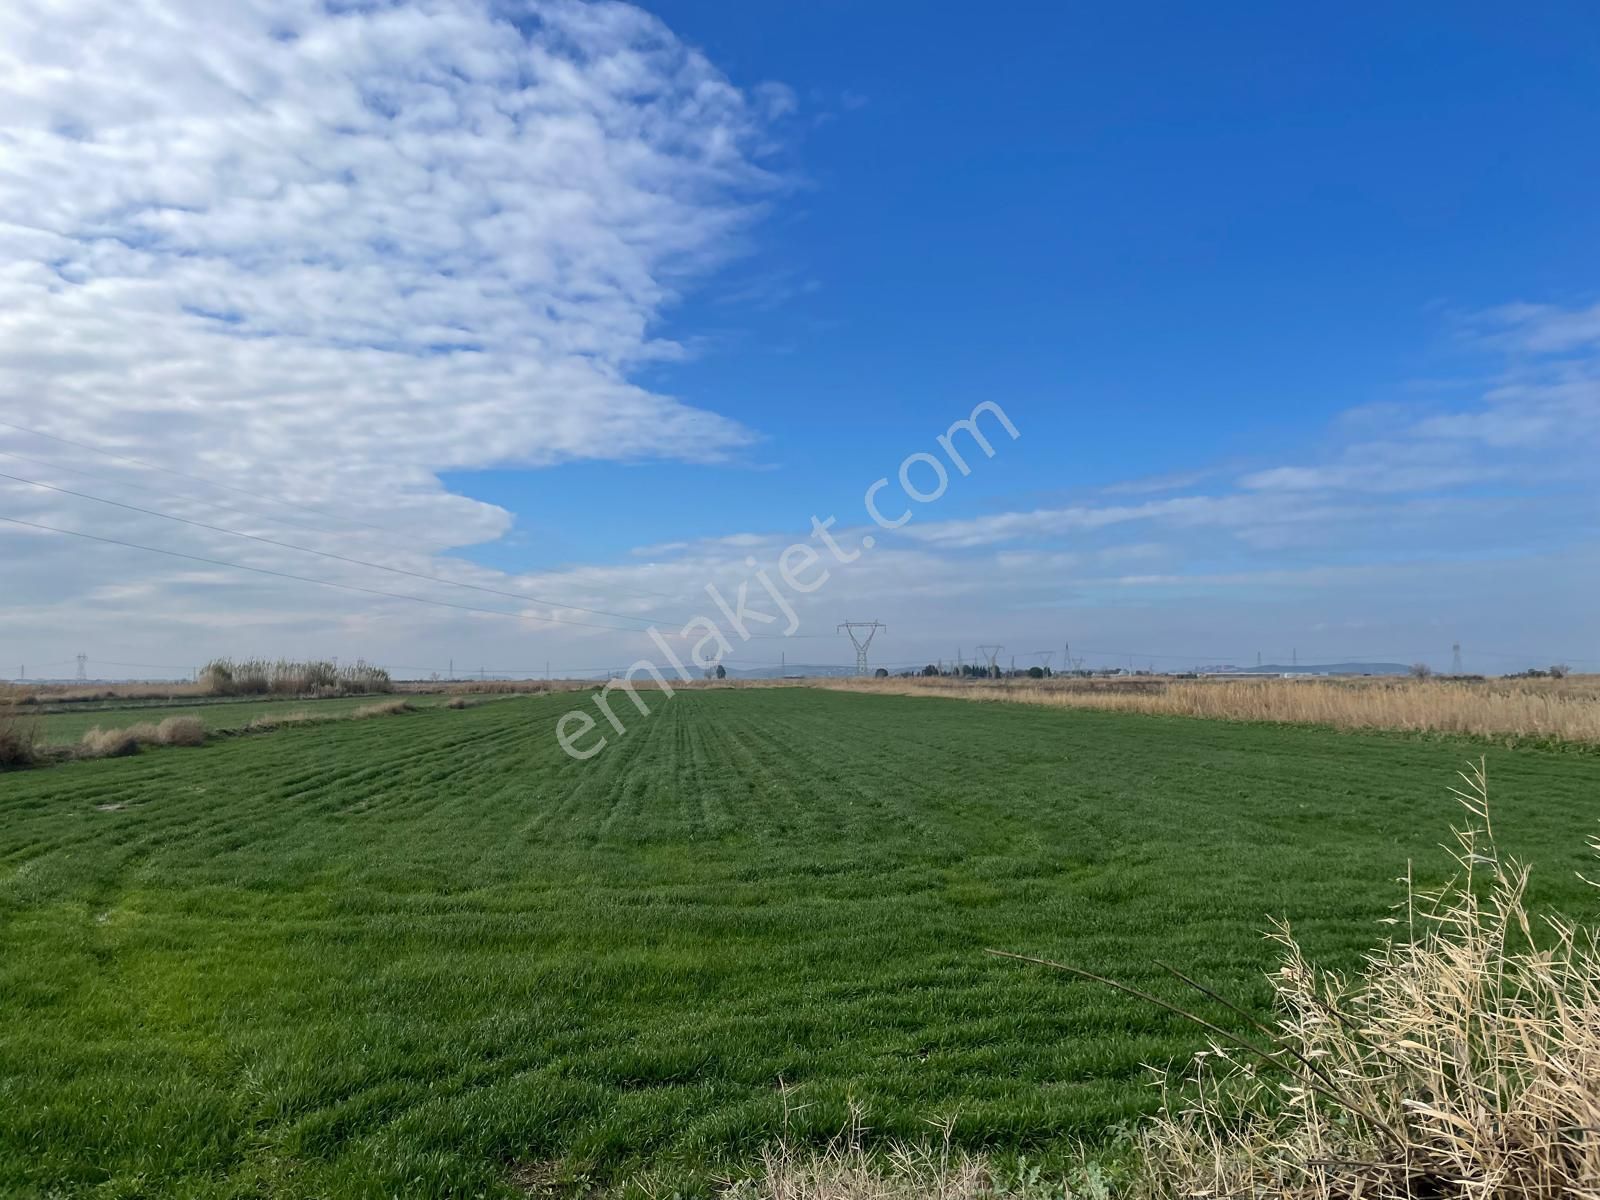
1409;661;1433;678
0;704;40;769
78;716;208;759
155;716;206;746
78;726;142;758
445;696;473;710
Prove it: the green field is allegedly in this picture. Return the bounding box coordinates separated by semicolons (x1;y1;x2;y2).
2;688;1596;1197
30;693;457;745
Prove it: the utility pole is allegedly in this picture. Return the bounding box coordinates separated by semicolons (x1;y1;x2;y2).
837;621;886;676
977;644;1003;679
449;658;454;681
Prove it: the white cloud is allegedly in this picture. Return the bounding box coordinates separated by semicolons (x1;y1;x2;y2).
0;0;777;550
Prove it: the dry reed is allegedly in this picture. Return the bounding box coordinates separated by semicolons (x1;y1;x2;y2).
815;676;1600;744
199;658;392;698
999;759;1600;1200
77;716;207;759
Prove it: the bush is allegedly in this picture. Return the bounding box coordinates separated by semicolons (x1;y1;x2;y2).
445;696;473;710
1409;662;1434;678
0;705;40;769
78;716;207;759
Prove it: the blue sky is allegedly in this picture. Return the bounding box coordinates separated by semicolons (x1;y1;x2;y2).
454;1;1600;558
2;0;1597;676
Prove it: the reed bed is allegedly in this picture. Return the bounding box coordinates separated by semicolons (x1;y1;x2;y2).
815;675;1600;744
1117;760;1600;1199
199;658;392;697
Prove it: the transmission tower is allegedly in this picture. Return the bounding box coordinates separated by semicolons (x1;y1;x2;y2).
976;644;1003;679
1452;642;1463;675
1033;650;1054;673
837;621;886;676
75;653;87;682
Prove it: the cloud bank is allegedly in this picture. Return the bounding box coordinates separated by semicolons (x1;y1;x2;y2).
1;0;774;543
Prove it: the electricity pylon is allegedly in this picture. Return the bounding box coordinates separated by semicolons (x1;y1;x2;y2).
75;653;87;682
1032;650;1054;674
976;644;1003;679
838;621;886;676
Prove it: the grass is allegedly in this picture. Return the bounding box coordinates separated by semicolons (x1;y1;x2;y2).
31;692;457;745
817;674;1600;744
2;688;1597;1197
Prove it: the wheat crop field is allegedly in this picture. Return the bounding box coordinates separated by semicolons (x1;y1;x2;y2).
2;687;1597;1197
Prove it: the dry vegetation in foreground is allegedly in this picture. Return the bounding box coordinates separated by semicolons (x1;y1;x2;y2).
813;674;1600;744
1115;760;1600;1199
737;762;1600;1200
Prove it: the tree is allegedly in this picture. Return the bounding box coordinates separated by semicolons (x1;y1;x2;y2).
922;664;939;676
714;664;726;679
1410;662;1433;679
1550;663;1572;679
1027;666;1045;679
874;667;889;678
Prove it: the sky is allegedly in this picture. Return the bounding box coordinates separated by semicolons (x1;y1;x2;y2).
1;0;1597;680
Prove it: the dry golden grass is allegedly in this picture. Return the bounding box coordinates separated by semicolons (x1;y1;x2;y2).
722;1142;993;1200
350;699;414;719
812;675;1600;744
77;716;207;759
244;710;315;733
1;681;208;705
1100;759;1600;1199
